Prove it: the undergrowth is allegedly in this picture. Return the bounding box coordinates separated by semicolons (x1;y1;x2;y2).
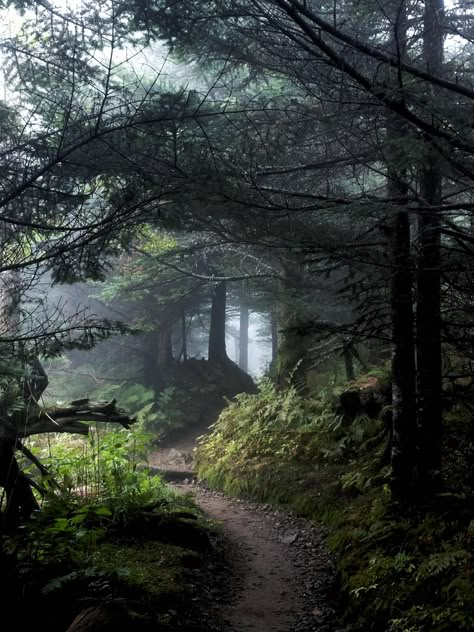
3;428;216;631
196;378;474;632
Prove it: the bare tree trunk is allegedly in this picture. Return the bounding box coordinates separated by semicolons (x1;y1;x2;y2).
390;211;418;502
385;1;418;502
66;606;125;631
208;281;228;363
181;309;188;362
343;344;355;382
143;325;174;391
154;325;174;390
416;0;444;493
271;309;278;365
143;334;157;389
277;259;312;388
239;295;249;373
157;326;173;368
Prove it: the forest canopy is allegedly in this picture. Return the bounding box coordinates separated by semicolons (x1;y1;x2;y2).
0;0;472;527
0;2;473;631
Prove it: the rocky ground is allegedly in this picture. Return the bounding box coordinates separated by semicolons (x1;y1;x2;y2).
149;444;348;632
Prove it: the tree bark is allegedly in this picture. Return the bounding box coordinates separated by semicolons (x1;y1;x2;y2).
271;309;278;365
208;280;228;363
390;211;418;502
66;606;125;631
143;325;174;391
343;344;355;382
181;309;188;361
0;398;134;441
277;259;312;388
157;326;173;370
0;439;38;528
416;0;444;493
386;2;418;502
239;295;249;373
143;334;158;389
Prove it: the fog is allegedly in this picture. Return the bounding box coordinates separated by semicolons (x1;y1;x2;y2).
226;313;272;377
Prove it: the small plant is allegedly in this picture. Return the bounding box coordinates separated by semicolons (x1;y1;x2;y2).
6;499;112;565
29;427;170;517
138;386;188;437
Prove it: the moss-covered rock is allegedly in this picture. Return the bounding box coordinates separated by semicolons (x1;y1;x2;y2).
155;358;256;439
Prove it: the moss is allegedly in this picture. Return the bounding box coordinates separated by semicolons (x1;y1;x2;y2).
93;540;199;598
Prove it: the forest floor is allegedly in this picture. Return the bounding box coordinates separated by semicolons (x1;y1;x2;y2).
148;430;346;632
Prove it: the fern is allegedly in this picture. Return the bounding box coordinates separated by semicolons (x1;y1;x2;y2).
416;550;468;580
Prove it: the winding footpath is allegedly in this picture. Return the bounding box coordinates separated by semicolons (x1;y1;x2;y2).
149;435;347;632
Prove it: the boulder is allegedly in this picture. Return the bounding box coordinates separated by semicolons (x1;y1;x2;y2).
160;358;256;438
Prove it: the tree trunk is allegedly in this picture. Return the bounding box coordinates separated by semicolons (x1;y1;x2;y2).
143;334;158;389
390;212;418;502
343;344;355;382
66;606;125;631
0;439;39;528
239;296;249;373
271;309;278;365
208;281;228;363
181;309;188;362
155;325;174;389
143;325;174;391
157;326;173;368
383;2;419;503
277;259;312;388
416;0;444;493
416;187;442;491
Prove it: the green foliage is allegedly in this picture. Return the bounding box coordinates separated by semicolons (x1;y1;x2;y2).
6;427;171;577
198;379;314;465
137;226;178;256
29;428;169;519
3;424;214;630
88;382;189;438
197;378;385;488
5;499;112;566
337;508;474;632
44;368;170;436
197;376;474;632
132;386;188;437
88;382;162;433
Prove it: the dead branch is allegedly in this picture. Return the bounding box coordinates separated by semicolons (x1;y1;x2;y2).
0;398;135;441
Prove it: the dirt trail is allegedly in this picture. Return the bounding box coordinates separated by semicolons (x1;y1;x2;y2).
149;438;342;632
191;486;338;632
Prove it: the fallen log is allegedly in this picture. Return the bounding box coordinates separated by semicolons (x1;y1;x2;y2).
0;398;135;440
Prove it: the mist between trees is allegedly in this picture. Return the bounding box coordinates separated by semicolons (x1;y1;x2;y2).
0;0;473;519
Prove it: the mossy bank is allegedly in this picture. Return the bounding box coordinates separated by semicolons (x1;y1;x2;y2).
196;378;474;632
